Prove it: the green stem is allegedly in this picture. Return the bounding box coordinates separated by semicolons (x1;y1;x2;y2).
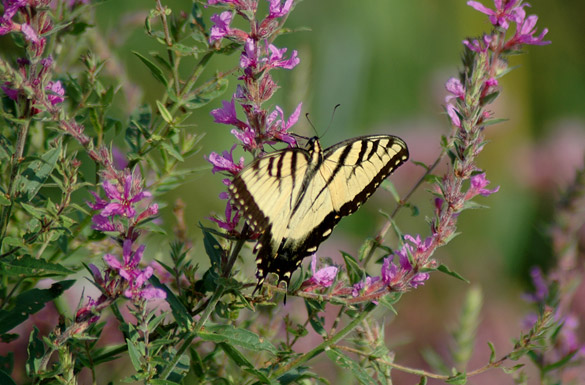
270;303;374;379
0;118;30;250
159;236;247;380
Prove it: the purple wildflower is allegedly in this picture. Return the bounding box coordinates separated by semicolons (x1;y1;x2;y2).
208;202;241;232
124;265;166;300
75;297;101;325
352;276;380;297
231;127;258;150
465;172;500;199
523;267;548;303
467;0;527;30
305;254;338;288
265;103;302;146
266;44;299;70
207;144;245;175
209;11;233;43
463;34;493;53
267;0;293;18
447;104;461;128
100;173;151;218
20;23;40;44
394;235;432;288
381;257;398;284
0;0;26;35
240;38;258;69
211;98;247;129
445;77;465;103
1;82;19;100
46;80;65;105
510;14;550;46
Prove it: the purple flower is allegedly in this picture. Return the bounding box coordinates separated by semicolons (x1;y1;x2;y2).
465;172;500;199
209;202;241;232
523;267;548;303
209;11;233;43
104;240;144;279
266;44;299;70
266;103;301;145
124;265;166;300
0;0;26;35
100;173;152;218
352;276;380;297
467;0;527;30
463;34;493;53
394;234;432;288
90;214;120;232
510;14;550;46
211;97;248;130
445;77;465;103
231;127;258;150
267;0;293;18
206;144;245;175
447;104;461;128
20;23;40;44
306;254;338;288
240;38;258;69
381;257;398;284
1;82;19;100
46;80;65;105
75;296;101;324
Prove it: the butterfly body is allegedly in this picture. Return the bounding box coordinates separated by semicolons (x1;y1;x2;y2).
229;135;409;292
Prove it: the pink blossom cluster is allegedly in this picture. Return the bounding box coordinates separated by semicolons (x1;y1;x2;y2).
77;171;164;325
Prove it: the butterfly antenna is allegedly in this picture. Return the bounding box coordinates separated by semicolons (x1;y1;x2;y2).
304;112;319;138
320;103;341;138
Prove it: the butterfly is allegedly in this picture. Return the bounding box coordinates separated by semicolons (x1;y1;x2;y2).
229;134;409;293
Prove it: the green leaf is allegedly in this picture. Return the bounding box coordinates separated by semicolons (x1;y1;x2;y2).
340;251;364;285
304;299;326;336
326;348;378;385
481;117;508;127
0;280;74;334
191;2;206;30
411;160;430;171
488;341;496;363
149;275;191;330
217;343;273;384
126;338;143;371
0;193;10;206
381;180;400;202
156;100;173;124
133;51;169;88
184;78;229;109
17;146;60;202
198;324;277;355
160;141;184;162
25;327;44;377
0;369;17;385
437;264;469;283
20;202;45;220
0;255;73;277
445;372;467;385
201;226;222;270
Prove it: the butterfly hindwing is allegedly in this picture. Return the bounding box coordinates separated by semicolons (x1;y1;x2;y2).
228;134;409;292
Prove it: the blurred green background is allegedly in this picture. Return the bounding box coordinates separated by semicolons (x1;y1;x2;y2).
91;0;584;382
4;0;583;382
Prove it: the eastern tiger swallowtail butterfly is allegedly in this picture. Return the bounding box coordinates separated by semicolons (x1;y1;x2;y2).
229;135;409;293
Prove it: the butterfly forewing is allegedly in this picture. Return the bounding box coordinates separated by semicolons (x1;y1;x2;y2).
228;134;409;292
